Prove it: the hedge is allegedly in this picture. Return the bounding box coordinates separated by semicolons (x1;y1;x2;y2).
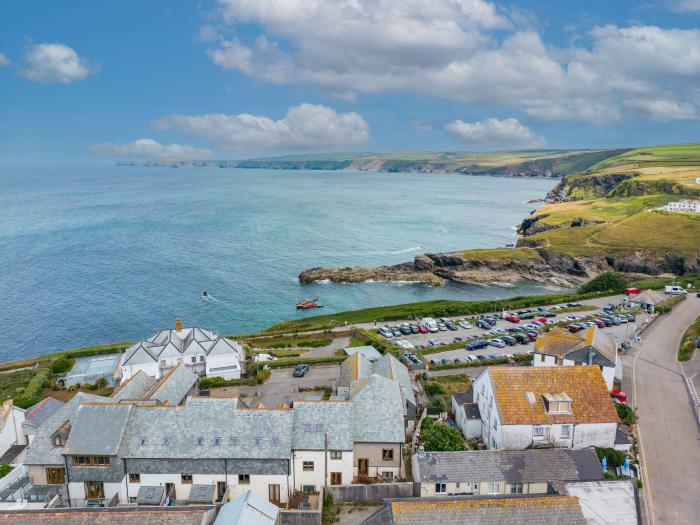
12;396;43;409
22;368;51;398
656;294;686;314
426;353;531;371
199;376;254;389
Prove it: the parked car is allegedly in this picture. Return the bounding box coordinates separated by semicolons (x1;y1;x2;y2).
568;324;584;333
391;327;402;337
417;324;428;334
484;317;497;326
664;285;687;295
594;319;606;328
520;312;536;320
542;311;557;318
601;317;614;326
488;339;506;348
466;340;489;350
379;326;394;338
505;315;520;323
399;324;412;335
527;332;538;342
514;333;529;344
293;364;309;377
427;339;441;347
446;321;459;331
458;320;472;329
610;390;627;403
409;323;420;334
507;327;523;333
453;336;464;342
501;335;517;346
476;320;491;330
437;323;447;331
466;355;479;363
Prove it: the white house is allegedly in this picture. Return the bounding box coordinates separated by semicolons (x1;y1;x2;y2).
533;326;618;390
663;199;700;213
0;400;26;462
451;393;482;440
472;366;618;451
120;319;245;383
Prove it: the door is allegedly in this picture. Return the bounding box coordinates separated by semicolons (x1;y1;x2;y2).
330;472;342;486
46;467;65;484
268;484;281;503
216;481;227;502
165;482;175;503
358;458;369;477
84;480;104;499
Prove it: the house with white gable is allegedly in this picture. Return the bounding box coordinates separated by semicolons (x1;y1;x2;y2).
533;326;618;390
472;366;618;451
120;319;245;383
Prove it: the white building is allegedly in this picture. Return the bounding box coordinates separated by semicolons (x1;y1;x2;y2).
120;319;245;383
451;393;482;440
472;366;618;451
663;199;700;213
533;326;618;390
0;400;26;462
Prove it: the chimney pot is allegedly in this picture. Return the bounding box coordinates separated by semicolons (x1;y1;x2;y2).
175;318;182;331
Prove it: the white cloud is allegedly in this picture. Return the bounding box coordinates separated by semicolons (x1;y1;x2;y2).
0;53;10;67
624;98;697;120
206;1;700;123
445;118;545;148
21;43;94;84
151;103;369;154
672;0;700;12
88;138;212;160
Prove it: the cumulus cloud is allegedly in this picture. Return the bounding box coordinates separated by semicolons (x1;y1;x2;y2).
0;53;10;67
151;103;369;154
672;0;700;12
88;138;212;160
445;118;544;148
21;43;94;84
205;1;700;123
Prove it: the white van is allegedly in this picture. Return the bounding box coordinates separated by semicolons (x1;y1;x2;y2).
664;285;687;295
422;317;439;333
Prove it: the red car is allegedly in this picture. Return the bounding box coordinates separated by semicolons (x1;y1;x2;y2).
594;319;606;328
625;288;641;295
505;315;520;323
417;324;428;334
527;332;537;342
611;390;627;403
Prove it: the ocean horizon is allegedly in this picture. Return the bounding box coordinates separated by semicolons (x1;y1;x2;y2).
0;164;557;362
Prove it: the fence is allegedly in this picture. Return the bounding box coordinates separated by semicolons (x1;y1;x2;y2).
277;509;322;525
324;482;414;504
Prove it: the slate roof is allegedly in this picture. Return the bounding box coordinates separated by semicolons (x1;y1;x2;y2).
485;366;618;425
112;371;157;401
383;495;588;525
631;289;664;306
187;484;216;504
64;404;133;456
534;326;616;366
452;392;473;406
121;325;243;367
0;507;217;525
136;485;164;505
373;354;416;411
119;405;293;459
414;449;603;484
213;490;279;525
339;353;373;387
351;374;405;443
145;364;198;405
344;345;382;361
23;392;106;466
292;401;353;451
553;480;638;525
21;397;64;431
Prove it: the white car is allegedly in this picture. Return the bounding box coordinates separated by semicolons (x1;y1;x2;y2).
488;339;506;348
458;321;472;329
395;340;415;350
379;326;394;338
466;355;478;363
253;353;277;362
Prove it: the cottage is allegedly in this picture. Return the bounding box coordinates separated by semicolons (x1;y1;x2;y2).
0;400;27;465
533;326;618;390
663;199;700;213
626;289;664;314
412;448;602;497
472;366;618;450
21;397;64;445
451;392;482;440
343;345;382;361
120;319;245;383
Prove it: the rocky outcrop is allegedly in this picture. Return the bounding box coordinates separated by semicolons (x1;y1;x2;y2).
547;172;635;202
298;264;446;287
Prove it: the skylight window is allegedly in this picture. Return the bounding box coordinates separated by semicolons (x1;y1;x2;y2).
272;437;279;447
196;437;204;446
304;424;312;432
254;437;261;447
162;437;170;446
213;437;221;446
139;438;147;447
526;392;536;404
230;437;238;446
315;423;323;432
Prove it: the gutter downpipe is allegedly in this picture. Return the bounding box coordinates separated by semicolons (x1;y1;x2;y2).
63;455;71;507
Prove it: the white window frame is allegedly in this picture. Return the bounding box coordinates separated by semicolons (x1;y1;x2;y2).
561;424;572;438
533;425;550;438
435;483;447;494
488;482;501;494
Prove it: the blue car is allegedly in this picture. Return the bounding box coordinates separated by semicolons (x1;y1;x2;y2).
466;340;489;350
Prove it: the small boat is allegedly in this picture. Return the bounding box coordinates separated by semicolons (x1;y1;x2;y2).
296;298;323;309
202;289;209;299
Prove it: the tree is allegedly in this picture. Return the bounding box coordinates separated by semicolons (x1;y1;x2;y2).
616;403;637;425
422;420;466;452
579;272;628;294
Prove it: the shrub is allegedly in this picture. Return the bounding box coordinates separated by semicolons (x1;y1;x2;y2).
199;376;253;389
422;421;466;452
22;368;51;398
579;272;628;294
50;357;72;374
256;368;271;384
424;383;445;396
426;396;446;415
595;447;627;469
616;403;637;425
12;396;43;409
0;465;11;479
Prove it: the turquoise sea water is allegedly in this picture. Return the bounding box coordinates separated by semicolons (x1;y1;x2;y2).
0;165;557;361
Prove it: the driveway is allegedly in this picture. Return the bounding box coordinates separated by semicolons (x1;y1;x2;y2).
633;294;700;524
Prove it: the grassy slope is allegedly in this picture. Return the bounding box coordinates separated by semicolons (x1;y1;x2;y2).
523;143;700;257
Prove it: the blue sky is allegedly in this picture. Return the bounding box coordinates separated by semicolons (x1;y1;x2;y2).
2;0;700;162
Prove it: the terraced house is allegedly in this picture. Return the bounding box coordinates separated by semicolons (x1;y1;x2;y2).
472;366;618;450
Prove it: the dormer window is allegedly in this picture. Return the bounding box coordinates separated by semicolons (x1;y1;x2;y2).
542;393;572;414
53;435;65;447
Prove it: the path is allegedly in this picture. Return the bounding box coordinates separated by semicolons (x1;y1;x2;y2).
633;294;700;524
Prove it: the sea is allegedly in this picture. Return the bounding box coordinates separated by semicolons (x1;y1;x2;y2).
0;164;559;362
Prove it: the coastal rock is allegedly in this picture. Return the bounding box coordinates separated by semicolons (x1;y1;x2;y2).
298;266;446;287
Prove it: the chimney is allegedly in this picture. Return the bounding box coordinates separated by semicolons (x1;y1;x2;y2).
175;318;182;331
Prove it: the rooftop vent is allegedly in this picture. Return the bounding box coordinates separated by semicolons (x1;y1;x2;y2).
139;438;147;447
175;318;183;331
526;392;536;404
230;436;238;446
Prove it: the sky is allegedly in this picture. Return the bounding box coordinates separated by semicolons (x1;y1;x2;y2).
2;0;700;163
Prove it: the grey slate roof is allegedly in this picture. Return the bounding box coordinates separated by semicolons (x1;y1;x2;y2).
146;365;198;405
292;401;353;450
64;404;133;456
136;485;165;505
338;353;373;388
380;495;588;525
452;392;473;405
351;374;405;443
112;371;157;401
119;405;293;459
213;490;279;525
344;345;382;361
187;484;216;504
0;506;218;525
22;397;65;431
23;392;106;466
414;449;603;484
373;354;416;411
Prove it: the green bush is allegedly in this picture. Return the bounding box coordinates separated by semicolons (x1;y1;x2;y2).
0;465;11;479
422;420;466;451
199;376;252;389
424;383;445;396
579;272;628;294
595;447;627;469
616;403;638;425
256;368;271;384
50;357;72;374
12;396;43;409
426;396;446;415
22;368;51;398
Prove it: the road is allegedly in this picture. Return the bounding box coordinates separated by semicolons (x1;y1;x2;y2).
633;294;700;525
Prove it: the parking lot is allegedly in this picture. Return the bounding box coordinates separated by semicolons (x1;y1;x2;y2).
375;294;642;366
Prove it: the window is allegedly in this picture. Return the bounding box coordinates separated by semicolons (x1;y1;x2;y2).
510;483;523;494
238;474;250;485
162;437;170;446
213;437;221;446
73;456;109;466
269;484;281;502
303;461;314;471
330;450;342;460
181;473;193;484
315;423;323;432
488;482;501;494
199;355;205;362
84;481;104;499
254;437;261;447
196;437;204;446
191;356;196;363
381;471;393;479
561;425;572;438
53;436;65;447
230;436;238;446
46;467;65;484
533;426;550;438
455;483;461;489
382;448;394;461
475;392;479;402
272;437;279;447
128;473;141;483
330;472;342;485
435;483;447;494
139;438;147;447
302;485;316;494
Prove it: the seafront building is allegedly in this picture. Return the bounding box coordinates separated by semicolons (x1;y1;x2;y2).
119;319;245;383
662;199;700;213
